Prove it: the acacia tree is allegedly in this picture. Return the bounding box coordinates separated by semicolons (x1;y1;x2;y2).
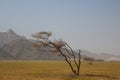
32;31;81;75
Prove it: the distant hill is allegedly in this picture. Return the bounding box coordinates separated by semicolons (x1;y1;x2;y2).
99;53;120;61
0;29;120;61
80;49;120;61
80;49;99;59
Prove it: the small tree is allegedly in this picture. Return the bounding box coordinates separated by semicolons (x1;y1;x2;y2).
83;57;94;65
32;31;81;76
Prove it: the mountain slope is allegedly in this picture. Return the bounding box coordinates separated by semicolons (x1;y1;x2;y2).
80;49;99;59
0;48;14;60
0;29;26;47
2;39;63;60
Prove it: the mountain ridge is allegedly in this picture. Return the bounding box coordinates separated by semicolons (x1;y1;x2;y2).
0;29;26;47
0;29;120;61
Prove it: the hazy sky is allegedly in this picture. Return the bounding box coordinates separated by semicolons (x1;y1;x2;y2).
0;0;120;54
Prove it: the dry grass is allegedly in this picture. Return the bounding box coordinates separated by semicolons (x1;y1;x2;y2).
0;61;120;80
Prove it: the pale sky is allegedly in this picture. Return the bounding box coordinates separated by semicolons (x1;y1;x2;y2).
0;0;120;54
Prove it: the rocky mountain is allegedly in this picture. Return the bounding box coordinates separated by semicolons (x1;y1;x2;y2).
0;29;63;60
0;48;14;60
2;39;63;60
0;29;119;61
0;29;26;47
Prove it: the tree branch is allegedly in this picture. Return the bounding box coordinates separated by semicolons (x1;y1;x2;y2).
65;43;79;69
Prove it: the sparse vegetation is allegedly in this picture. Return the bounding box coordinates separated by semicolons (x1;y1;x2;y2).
0;61;120;80
83;57;94;65
32;32;81;75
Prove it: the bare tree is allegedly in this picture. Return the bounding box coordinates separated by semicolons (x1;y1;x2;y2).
32;31;81;75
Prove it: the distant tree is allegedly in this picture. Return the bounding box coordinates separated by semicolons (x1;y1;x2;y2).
83;57;94;65
32;31;81;76
97;59;104;62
